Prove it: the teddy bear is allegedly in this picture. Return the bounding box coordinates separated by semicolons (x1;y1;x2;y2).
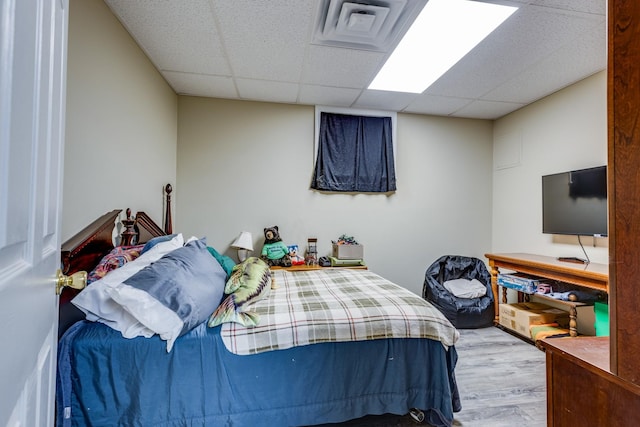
260;225;292;267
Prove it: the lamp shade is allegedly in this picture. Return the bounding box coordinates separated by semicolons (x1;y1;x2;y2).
231;231;253;251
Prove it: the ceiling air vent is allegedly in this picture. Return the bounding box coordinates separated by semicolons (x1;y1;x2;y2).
312;0;427;51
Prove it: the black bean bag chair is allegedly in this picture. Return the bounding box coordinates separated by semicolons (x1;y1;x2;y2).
423;255;494;329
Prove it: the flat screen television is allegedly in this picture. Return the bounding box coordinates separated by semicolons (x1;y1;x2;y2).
542;165;608;237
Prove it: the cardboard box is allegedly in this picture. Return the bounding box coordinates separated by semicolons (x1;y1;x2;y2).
332;244;363;260
499;302;569;338
576;305;596;336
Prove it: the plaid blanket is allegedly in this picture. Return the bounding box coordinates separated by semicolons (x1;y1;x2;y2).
220;269;459;355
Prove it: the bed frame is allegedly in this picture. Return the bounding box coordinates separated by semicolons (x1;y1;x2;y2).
58;184;173;336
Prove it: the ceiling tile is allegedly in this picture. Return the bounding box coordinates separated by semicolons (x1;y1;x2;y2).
163;72;237;98
302;45;386;88
454;100;526;120
403;95;474;117
105;0;230;75
211;0;316;82
352;89;417;111
236;79;300;103
482;20;606;104
298;85;362;107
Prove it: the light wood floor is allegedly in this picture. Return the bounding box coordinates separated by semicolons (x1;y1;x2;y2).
320;326;547;427
452;327;546;427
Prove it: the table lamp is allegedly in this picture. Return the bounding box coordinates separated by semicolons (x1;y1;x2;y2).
231;231;253;262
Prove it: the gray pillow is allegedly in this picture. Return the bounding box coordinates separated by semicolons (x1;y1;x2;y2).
443;278;487;299
108;238;226;351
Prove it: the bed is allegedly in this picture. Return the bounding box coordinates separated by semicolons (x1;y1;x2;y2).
56;191;461;427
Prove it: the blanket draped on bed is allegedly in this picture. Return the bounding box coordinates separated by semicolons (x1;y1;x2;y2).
57;268;462;427
221;269;459;355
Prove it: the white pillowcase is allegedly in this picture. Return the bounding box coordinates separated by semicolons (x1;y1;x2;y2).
443;278;487;299
71;233;185;338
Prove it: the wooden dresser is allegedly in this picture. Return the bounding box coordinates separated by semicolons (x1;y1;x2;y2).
541;337;640;426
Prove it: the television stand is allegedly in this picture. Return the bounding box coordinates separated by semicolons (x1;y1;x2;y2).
484;253;608;329
557;256;588;264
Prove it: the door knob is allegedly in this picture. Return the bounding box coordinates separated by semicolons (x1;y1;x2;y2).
56;269;87;295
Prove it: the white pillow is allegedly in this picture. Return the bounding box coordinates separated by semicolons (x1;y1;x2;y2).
71;233;185;338
443;278;487;299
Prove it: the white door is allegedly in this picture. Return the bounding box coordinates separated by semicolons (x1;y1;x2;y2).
0;0;68;425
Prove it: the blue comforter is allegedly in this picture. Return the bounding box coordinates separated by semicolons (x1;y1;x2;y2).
57;321;460;426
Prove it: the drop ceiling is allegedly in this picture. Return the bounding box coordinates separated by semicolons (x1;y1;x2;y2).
103;0;606;120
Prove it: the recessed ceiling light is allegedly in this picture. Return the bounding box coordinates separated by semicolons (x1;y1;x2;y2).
368;0;518;93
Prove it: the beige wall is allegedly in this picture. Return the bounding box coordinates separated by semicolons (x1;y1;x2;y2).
62;0;178;241
492;71;608;264
177;97;494;294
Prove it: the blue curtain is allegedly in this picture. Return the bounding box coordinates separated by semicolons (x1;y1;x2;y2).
311;112;396;192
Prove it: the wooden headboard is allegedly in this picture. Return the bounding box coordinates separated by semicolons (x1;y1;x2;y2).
60;209;122;275
61;184;173;276
58;184;173;337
